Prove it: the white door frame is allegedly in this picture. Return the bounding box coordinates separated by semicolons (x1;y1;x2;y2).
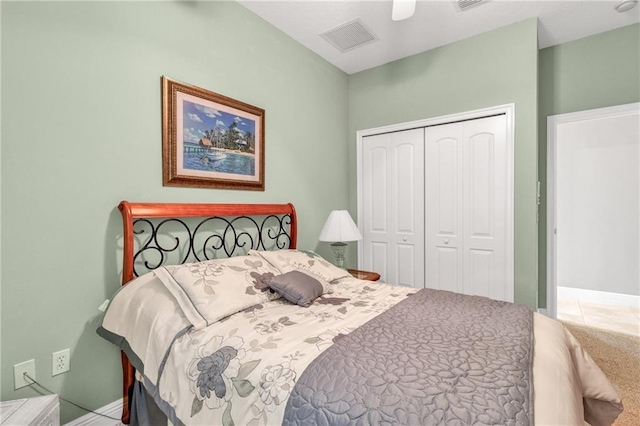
356;103;515;292
546;102;640;319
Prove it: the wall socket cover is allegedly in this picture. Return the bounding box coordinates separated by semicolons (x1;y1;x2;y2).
52;348;70;376
14;359;36;390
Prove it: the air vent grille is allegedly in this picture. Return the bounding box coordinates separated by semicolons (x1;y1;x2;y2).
455;0;488;11
320;19;378;53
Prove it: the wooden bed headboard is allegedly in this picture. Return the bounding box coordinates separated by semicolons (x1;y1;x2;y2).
117;201;298;423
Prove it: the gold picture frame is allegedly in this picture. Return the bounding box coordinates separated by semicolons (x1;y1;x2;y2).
162;76;265;191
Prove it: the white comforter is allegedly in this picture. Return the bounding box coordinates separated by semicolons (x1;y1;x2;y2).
101;273;622;426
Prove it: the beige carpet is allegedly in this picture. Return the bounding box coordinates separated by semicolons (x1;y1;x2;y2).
562;322;640;426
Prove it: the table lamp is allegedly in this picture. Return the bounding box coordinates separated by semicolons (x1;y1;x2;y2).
318;210;363;269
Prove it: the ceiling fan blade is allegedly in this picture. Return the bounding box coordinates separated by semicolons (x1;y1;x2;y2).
392;0;417;21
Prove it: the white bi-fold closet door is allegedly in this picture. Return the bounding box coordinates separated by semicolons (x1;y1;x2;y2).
425;115;511;302
361;128;425;287
361;114;513;302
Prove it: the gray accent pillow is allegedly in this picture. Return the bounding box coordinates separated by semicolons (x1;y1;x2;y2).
269;271;326;307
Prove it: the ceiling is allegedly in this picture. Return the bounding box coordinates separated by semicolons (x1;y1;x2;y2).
239;0;640;74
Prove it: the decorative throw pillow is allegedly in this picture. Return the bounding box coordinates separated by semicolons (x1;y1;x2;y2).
269;270;331;307
249;249;351;282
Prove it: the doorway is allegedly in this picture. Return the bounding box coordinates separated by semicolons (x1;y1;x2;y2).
547;103;640;336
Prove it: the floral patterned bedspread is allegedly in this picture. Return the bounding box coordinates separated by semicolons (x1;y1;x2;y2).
105;274;417;426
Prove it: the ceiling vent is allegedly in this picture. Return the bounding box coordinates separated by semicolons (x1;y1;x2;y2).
320;19;378;53
454;0;490;12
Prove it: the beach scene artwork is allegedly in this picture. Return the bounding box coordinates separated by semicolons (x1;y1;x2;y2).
181;100;257;177
163;76;265;190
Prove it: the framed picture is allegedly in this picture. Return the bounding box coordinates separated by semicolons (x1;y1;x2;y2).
162;76;265;190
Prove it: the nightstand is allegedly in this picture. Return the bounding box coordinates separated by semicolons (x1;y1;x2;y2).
347;269;380;281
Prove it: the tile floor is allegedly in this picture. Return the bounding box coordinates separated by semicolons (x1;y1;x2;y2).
557;298;640;337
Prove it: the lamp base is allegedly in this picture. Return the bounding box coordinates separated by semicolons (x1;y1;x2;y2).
330;242;348;269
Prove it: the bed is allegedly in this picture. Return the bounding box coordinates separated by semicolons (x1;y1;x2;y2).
98;201;623;426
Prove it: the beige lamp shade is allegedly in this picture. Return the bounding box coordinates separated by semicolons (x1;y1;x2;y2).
318;210;363;242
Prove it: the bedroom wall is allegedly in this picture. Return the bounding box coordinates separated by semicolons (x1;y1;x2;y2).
537;23;640;308
0;1;348;422
348;18;539;309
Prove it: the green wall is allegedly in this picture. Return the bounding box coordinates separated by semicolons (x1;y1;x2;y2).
348;18;539;309
0;1;348;422
538;23;640;308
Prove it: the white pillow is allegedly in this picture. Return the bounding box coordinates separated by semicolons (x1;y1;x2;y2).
154;255;281;329
249;249;351;283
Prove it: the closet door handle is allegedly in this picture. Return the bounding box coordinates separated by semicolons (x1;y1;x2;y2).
402;237;408;242
444;239;449;245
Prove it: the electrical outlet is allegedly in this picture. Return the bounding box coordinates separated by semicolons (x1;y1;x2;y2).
52;348;70;376
14;359;36;390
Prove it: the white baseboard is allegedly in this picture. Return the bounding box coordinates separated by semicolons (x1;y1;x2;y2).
537;308;549;316
558;286;640;309
65;399;122;426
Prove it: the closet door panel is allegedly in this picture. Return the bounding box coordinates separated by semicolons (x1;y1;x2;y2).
396;244;416;287
425;114;511;302
426;126;464;292
436;139;459;235
436;247;460;292
363;142;392;281
370;147;388;232
468;249;494;298
462;115;509;301
468;133;494;237
370;242;388;283
362;129;424;287
396;143;417;234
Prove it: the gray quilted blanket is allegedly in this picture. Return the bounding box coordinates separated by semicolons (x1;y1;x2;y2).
283;288;534;426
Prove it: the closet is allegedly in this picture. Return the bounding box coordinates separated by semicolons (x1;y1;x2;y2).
359;113;514;302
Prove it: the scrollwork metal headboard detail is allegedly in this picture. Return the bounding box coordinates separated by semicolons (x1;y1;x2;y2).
131;213;293;277
118;201;298;285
